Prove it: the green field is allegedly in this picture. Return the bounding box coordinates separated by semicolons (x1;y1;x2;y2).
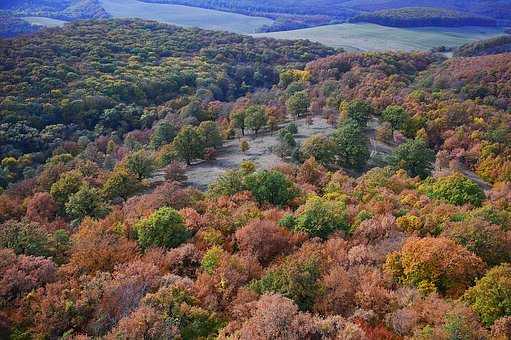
22;17;67;27
253;23;507;51
100;0;273;34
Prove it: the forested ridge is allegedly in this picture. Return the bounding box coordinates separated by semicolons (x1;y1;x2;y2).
350;7;497;27
1;19;511;339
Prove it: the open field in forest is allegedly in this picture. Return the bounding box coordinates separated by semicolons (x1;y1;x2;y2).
253;23;507;51
22;17;67;27
99;0;273;34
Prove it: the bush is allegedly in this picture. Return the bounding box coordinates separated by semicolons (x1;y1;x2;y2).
463;264;511;326
135;207;190;250
65;184;109;221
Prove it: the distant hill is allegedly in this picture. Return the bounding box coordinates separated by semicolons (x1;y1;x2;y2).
350;7;497;28
0;0;109;20
454;35;511;57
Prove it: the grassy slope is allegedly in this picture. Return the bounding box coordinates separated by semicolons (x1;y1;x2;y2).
254;23;506;51
99;0;273;34
22;16;67;27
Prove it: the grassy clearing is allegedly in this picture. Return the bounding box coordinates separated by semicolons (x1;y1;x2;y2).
253;23;506;51
22;17;67;27
100;0;273;34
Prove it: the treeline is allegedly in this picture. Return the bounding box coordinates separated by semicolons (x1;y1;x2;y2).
454;35;511;57
0;0;109;20
351;7;497;27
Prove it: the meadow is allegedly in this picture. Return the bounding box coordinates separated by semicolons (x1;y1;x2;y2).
254;23;507;51
22;16;67;27
99;0;273;34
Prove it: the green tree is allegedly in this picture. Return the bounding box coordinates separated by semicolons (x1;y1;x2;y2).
50;171;83;208
102;166;143;200
300;134;336;168
150;122;177;149
286;91;309;118
389;138;435;179
420;173;486;206
65;185;109;221
125;150;155;180
244;170;298;207
230;110;247;136
198;121;223;149
135;207;190;250
250;255;321;311
339;100;373;127
381;105;411;132
207;170;247;197
331;119;369;171
463;264;511;326
172;125;205;165
244;105;268;136
294;195;348;238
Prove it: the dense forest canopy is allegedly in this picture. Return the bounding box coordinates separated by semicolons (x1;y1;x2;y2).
1;18;511;340
350;7;497;28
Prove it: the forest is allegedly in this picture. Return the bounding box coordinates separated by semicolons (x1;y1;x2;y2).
350;7;497;28
1;18;511;339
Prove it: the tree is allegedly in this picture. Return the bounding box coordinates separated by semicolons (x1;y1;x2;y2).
244;105;268;136
235;220;289;263
207;170;247;197
381;105;411;132
420;173;486;206
50;171;83;208
102;166;144;200
172;125;205;165
65;184;109;221
250;255;322;310
135;207;190;250
389;138;435;179
286;91;309;118
244;170;298;207
442;218;511;266
339;100;373;127
331;119;369;171
463;264;511;327
0;219;51;257
125;150;155;180
294;195;348;238
230;110;247;136
300;134;336;168
385;237;486;297
26;192;57;223
150;122;177;149
198;121;223;149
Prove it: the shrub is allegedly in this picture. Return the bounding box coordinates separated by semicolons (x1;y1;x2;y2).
135;207;190;250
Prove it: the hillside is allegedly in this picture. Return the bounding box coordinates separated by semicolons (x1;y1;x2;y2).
2;19;511;340
454;35;511;57
351;7;497;27
0;0;109;20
